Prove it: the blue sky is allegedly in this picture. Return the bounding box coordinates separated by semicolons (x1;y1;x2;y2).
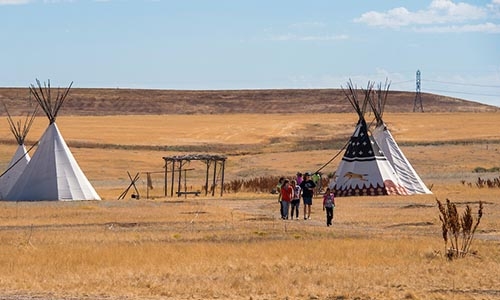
1;0;499;107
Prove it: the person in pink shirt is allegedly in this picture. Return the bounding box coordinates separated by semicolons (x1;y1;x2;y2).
322;187;336;226
296;172;303;185
290;179;301;220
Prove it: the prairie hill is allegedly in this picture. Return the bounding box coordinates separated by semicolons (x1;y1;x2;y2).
0;87;497;116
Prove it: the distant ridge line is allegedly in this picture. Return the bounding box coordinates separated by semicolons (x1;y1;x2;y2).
0;87;497;116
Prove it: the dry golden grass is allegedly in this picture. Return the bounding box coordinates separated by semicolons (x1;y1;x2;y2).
1;112;497;147
0;112;499;299
1;112;499;199
1;194;499;300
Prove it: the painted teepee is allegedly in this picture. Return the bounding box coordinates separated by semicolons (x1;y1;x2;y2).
330;81;408;197
0;104;37;199
368;80;432;195
6;79;101;201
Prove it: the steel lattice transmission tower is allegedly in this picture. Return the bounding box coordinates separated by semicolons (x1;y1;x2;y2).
413;69;424;112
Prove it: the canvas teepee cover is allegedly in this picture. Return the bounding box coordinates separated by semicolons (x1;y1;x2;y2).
6;80;101;201
331;81;408;197
369;81;432;194
0;106;37;198
0;145;30;197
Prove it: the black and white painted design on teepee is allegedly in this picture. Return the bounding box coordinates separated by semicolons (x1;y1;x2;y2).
330;80;408;197
368;80;432;194
6;79;101;201
0;103;37;198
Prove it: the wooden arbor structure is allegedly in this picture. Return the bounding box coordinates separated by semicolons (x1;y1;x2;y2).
162;154;227;197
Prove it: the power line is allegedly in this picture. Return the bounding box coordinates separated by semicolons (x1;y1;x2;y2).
425;79;500;89
391;80;414;85
424;88;499;97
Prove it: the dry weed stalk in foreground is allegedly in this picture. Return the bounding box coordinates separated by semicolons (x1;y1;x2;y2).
437;198;483;260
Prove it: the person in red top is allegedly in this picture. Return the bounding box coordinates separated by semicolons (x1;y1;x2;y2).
280;179;293;220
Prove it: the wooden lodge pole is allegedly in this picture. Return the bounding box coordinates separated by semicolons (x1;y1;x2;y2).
212;160;217;196
164;162;168;197
170;160;175;197
183;169;188;198
220;159;225;197
177;161;182;196
205;160;210;196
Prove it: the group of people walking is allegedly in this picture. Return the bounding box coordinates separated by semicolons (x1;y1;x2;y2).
277;172;336;226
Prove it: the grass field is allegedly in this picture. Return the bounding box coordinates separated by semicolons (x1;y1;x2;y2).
0;112;499;299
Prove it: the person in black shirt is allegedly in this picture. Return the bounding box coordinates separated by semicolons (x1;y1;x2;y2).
299;172;316;220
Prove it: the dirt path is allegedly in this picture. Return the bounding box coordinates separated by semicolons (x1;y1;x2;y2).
208;196;500;242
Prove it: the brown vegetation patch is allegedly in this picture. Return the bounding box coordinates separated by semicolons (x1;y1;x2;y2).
401;203;435;209
245;215;275;221
386;221;434;228
179;211;207;215
430;288;500;297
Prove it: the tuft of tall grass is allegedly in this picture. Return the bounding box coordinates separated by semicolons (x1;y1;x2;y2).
436;198;483;259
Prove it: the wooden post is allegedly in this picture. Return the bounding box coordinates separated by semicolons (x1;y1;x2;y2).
184;169;188;198
220;159;225;197
167;160;168;197
146;172;150;200
205;160;210;196
170;160;175;197
212;160;217;197
177;160;182;196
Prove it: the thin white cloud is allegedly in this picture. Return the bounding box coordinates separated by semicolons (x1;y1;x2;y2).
414;22;500;33
289;22;327;29
0;0;81;3
0;0;30;4
428;0;485;20
267;21;347;42
43;0;76;3
287;69;407;91
355;0;499;33
0;0;79;3
269;33;348;42
356;0;485;27
488;0;500;16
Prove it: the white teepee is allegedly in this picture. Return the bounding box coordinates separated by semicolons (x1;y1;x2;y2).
0;105;37;199
330;81;409;197
5;80;101;201
369;81;432;195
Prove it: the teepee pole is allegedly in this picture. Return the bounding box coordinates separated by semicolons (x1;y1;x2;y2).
30;79;73;124
0;142;38;179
